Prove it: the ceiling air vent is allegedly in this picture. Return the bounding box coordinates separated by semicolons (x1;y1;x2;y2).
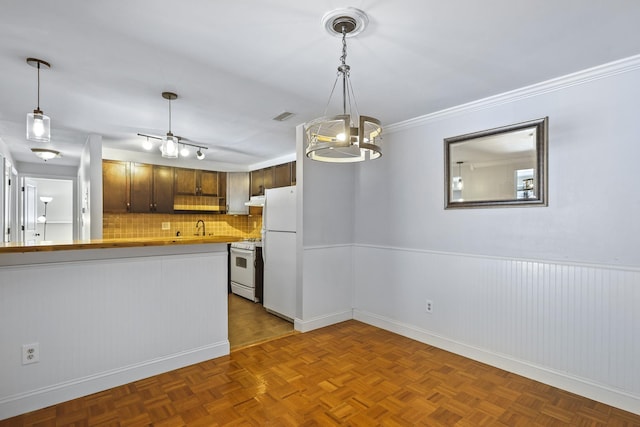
272;111;295;121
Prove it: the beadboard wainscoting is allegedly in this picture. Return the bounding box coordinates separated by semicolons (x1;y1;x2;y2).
0;245;229;420
295;245;354;332
352;244;640;415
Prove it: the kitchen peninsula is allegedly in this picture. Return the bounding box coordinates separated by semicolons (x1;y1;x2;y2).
0;236;237;418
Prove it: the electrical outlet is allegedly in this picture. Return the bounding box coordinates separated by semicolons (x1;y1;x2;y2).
425;299;433;314
22;343;39;365
161;222;170;230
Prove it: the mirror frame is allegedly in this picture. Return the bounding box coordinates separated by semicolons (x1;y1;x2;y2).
444;117;548;209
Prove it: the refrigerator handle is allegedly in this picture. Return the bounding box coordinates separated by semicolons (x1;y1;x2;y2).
261;232;266;263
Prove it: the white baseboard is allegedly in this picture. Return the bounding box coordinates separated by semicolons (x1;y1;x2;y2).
294;310;353;333
0;341;230;421
353;310;640;416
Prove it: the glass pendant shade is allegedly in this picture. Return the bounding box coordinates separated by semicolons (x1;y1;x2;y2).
27;110;51;143
161;134;179;158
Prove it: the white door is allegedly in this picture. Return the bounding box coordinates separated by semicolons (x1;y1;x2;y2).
22;178;38;243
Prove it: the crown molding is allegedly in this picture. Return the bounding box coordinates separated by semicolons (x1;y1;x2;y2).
386;54;640;134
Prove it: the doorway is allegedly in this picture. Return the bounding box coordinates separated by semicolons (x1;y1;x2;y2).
22;177;74;243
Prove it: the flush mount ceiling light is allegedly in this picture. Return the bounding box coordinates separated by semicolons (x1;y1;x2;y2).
305;8;382;163
26;58;51;143
31;148;60;161
138;92;208;160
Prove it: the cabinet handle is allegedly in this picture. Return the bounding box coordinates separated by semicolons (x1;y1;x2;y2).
126;202;130;212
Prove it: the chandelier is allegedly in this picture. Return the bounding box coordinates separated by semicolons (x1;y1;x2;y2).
305;8;382;163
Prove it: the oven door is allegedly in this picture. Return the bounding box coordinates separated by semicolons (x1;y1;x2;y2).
230;246;255;291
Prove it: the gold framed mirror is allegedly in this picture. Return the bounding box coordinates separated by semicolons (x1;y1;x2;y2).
444;117;548;209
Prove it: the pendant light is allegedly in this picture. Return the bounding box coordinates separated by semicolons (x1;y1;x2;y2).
160;92;179;158
26;58;51;143
305;8;382;163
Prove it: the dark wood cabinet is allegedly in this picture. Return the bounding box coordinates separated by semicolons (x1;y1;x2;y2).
218;172;227;209
251;162;296;196
130;163;174;213
199;170;219;196
103;160;130;213
250;168;264;196
274;163;291;188
262;167;274;192
175;168;219;196
153;165;174;213
103;160;294;214
291;161;296;185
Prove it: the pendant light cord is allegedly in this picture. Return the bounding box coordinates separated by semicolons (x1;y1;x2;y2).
36;62;41;112
168;97;172;133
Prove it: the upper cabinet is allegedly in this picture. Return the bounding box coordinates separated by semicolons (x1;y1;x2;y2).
103;160;130;213
130;163;174;213
274;163;292;188
103;160;294;214
250;161;296;196
174;168;220;197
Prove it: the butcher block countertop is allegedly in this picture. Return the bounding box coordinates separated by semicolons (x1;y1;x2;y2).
0;235;243;254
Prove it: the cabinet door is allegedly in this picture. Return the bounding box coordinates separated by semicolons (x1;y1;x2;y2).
130;163;153;213
174;168;197;195
291;161;296;185
262;167;275;191
251;169;264;196
199;170;218;196
153;165;174;213
218;172;227;210
274;163;291;188
103;160;130;213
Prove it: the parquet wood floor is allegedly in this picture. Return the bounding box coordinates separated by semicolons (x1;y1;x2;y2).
228;294;295;350
3;320;640;426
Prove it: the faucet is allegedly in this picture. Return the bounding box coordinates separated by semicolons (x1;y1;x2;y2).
195;219;205;237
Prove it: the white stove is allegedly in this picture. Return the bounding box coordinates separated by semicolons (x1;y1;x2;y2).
229;239;263;302
230;238;261;251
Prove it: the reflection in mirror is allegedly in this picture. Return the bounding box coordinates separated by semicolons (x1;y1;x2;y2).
445;117;548;208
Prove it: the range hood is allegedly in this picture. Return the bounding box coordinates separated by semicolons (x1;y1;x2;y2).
244;195;265;207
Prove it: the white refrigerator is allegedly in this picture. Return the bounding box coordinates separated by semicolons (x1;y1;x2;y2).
262;185;296;320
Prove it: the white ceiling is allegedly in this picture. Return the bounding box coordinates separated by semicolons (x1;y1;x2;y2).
1;1;640;171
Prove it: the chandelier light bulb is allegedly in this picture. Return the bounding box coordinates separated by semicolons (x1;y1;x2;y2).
32;115;45;137
180;145;190;157
142;138;153;150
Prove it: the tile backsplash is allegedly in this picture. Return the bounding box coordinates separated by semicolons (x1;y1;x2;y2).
103;213;262;239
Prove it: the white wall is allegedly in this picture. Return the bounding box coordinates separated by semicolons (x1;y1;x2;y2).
295;124;355;331
0;244;229;420
352;56;640;414
78;134;103;240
